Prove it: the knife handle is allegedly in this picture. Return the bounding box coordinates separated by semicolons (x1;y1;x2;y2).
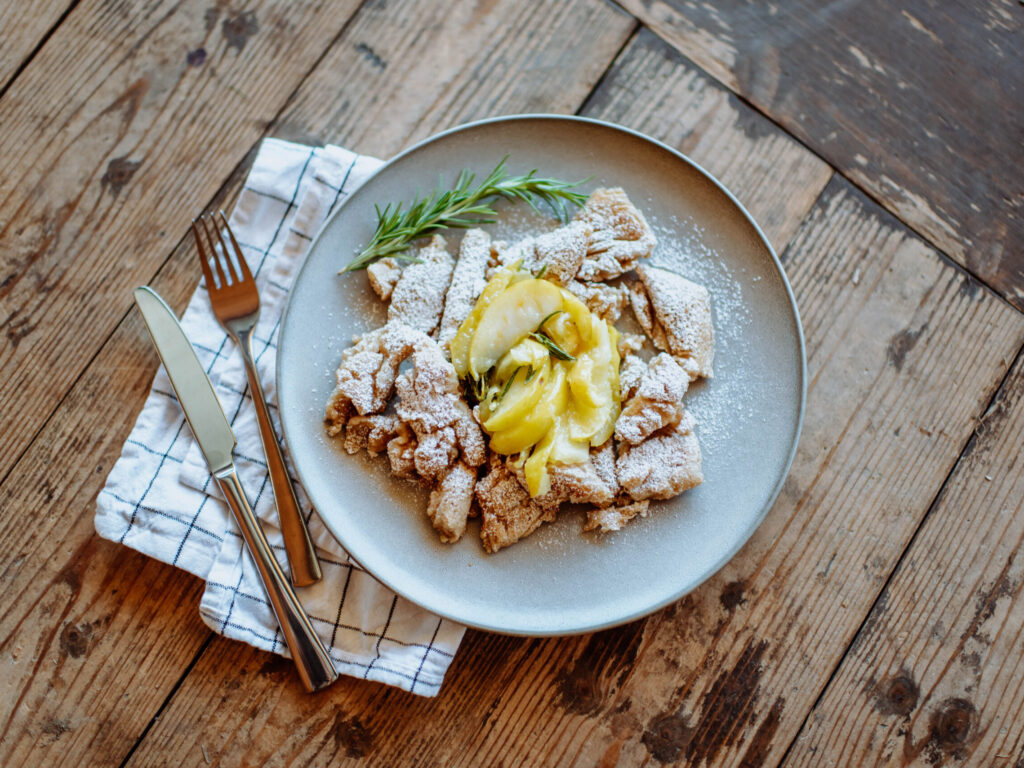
213;466;339;692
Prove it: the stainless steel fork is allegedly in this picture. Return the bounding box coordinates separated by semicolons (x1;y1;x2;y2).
193;211;322;587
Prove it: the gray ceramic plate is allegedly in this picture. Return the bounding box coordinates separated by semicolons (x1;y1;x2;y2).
277;115;805;636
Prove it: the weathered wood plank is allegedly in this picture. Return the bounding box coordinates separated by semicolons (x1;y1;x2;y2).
617;0;1024;311
0;229;217;767
551;179;1024;768
0;0;636;765
579;29;831;251
126;154;1024;767
116;32;832;768
0;1;74;92
267;0;636;155
785;351;1024;767
0;0;363;484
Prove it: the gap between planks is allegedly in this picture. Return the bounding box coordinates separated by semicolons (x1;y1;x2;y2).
0;0;80;99
606;1;1024;318
115;635;215;768
776;339;1024;767
0;0;374;494
94;22;1019;768
109;19;643;763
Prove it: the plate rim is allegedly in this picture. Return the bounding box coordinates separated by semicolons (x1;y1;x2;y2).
277;113;807;635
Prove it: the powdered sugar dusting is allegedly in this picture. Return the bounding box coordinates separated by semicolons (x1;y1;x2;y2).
482;203;754;469
648;217;755;459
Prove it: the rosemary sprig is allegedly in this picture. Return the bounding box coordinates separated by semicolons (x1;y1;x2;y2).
530;331;576;362
536;310;562;330
495;366;524;405
342;157;588;272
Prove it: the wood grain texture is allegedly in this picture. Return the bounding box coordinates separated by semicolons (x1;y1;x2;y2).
0;0;363;484
617;0;1024;310
0;1;74;92
558;179;1024;768
0;234;216;766
267;0;636;156
3;2;1022;767
785;351;1024;767
580;29;831;251
121;32;1024;768
122;177;1024;765
0;1;636;766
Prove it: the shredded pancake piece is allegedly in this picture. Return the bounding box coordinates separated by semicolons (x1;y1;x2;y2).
509;441;619;511
532;221;592;284
633;264;714;380
564;279;628;322
367;257;402;301
617;331;645;357
583;498;651;533
618;354;647;401
575;187;656;281
615;353;688;445
616;411;703;500
427;461;477;543
386;422;419;481
387;235;455;335
490;235;535;275
437;229;492;351
325;322;432;434
344;413;401;455
394;341;486;483
476;454;556;553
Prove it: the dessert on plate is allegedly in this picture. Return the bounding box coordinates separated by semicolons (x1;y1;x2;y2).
325;187;714;552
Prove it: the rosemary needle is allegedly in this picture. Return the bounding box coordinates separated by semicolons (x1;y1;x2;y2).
529;331;576;362
342;157;588;272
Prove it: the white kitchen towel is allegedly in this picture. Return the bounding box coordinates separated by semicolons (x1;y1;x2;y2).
95;138;465;697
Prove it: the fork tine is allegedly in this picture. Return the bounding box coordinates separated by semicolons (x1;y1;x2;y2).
192;219;217;289
200;214;230;287
208;212;240;285
218;210;254;283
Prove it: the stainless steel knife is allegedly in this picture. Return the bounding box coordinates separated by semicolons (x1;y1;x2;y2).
133;286;338;692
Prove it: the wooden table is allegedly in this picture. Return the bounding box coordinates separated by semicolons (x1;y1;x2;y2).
2;1;1021;765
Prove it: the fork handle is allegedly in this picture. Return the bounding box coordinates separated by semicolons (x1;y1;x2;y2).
213;466;338;692
237;328;323;587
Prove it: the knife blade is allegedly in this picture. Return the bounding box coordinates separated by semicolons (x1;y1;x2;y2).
133;287;234;474
132;286;338;692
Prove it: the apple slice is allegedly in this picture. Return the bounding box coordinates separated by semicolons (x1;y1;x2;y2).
488;365;568;455
483;358;551;432
451;266;519;378
468;278;563;377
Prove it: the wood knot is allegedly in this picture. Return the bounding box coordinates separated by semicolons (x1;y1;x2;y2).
884;675;919;716
329;715;373;759
931;698;976;746
257;655;291;683
59;621;95;659
41;717;72;743
886;324;926;372
719;579;747;610
641;710;693;764
101;156;140;195
222;10;258;52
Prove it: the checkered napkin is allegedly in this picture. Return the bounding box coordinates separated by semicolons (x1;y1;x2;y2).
95;138;465;696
